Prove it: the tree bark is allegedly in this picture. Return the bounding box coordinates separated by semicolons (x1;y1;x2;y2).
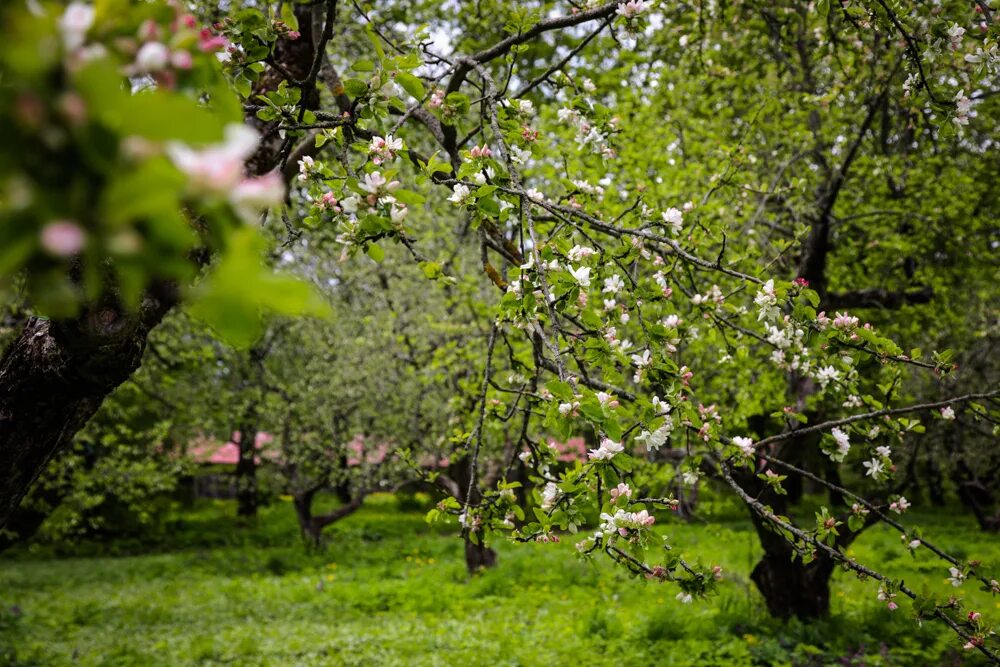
235;425;258;519
293;488;321;544
464;536;497;573
293;488;363;545
441;468;499;574
751;544;835;619
736;461;844;620
0;286;176;530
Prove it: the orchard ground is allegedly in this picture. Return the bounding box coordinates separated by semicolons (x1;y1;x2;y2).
1;493;997;667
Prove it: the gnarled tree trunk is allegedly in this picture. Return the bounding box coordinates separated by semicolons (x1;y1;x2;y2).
293;487;363;546
750;510;837;619
235;425;259;519
464;537;497;572
0;288;176;530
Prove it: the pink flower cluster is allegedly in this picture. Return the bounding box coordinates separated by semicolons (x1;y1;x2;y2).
126;12;230;86
167;124;284;221
832;312;860;330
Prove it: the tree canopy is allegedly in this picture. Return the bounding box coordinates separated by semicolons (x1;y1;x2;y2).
1;0;998;659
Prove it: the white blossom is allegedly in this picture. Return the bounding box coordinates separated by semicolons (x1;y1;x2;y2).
616;0;650;20
448;183;472;204
588;437;624;461
829;427;850;462
754;279;779;321
541;482;559;511
569;266;592;287
863;458;884;478
59;2;95;51
603;274;625;294
732;436;755;458
661;207;684;234
134;42;170;73
815;365;841;389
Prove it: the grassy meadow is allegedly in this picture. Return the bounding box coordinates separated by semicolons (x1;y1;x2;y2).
1;493;998;666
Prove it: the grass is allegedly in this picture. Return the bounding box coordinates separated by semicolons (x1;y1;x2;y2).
0;493;998;666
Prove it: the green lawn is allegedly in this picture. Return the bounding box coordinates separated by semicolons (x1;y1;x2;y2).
1;494;997;666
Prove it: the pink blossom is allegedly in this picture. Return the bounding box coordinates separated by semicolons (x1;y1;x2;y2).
230;172;285;219
138;19;161;42
58;93;87;126
469;145;492;158
198;29;229;53
616;1;649;20
632;509;655;526
171;50;193;70
40;221;86;257
832;312;859;330
319;192;341;213
176;14;198;31
610;483;632;500
167;123;259;195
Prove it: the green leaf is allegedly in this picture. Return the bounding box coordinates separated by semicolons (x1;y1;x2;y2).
393;189;425;206
188;228;331;347
477;197;501;216
419;261;442;279
365;24;386;61
546;380;574;400
280;3;299;31
395;72;426;100
445;92;470;114
604;419;623;442
367;243;385;263
101;158;186;226
343;79;369;98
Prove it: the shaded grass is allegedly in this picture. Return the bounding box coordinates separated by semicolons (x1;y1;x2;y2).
0;494;997;666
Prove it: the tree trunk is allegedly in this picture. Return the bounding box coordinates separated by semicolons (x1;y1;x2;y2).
464;536;497;573
738;463;840;620
751;550;835;619
0;287;176;530
673;474;699;520
924;457;946;507
444;466;499;574
235;426;258;519
293;488;363;546
293;489;321;545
